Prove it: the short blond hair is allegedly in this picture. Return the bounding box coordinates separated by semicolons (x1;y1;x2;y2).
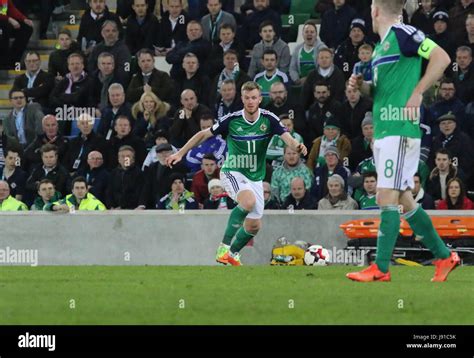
241;81;262;94
373;0;404;16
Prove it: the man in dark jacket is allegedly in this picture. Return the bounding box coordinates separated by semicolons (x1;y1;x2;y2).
12;51;55;110
452;46;474;103
77;0;123;56
173;53;211;106
106;145;143;209
74;150;109;204
340;84;373;138
166;20;212;78
125;0;157;54
99;83;133;139
90;52;125;111
138;143;188;209
282;177;316;210
349;112;373;172
126;49;175;104
319;0;356;49
48;29;82;79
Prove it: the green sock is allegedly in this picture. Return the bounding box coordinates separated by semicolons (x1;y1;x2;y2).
223;205;249;245
230;227;255;254
404;205;450;259
375;206;401;273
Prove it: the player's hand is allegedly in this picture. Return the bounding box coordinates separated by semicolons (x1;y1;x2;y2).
348;74;363;91
165;153;182;168
295;143;307;156
405;92;423;122
8;18;21;29
24;19;34;27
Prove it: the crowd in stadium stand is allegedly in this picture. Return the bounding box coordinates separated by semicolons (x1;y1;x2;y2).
0;0;473;212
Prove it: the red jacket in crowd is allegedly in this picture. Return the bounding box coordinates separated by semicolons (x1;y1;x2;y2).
437;197;474;210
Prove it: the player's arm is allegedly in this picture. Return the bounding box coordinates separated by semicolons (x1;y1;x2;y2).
348;74;372;97
280;132;308;156
166;129;214;167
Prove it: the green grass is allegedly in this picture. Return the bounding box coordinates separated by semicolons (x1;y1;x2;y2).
1;266;473;325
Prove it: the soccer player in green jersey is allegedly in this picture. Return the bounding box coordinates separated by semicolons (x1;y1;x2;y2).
166;81;307;266
346;0;460;282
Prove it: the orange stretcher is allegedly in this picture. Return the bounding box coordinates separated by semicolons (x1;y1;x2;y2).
340;217;474;240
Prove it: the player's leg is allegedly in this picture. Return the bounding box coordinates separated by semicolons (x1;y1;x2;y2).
347;137;405;282
399;191;460;281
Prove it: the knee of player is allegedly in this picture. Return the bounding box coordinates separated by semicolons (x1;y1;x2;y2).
239;197;256;211
245;220;261;234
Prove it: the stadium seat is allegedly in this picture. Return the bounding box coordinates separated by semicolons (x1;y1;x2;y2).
154;56;172;74
288;42;298;55
281;14;310;42
290;0;320;19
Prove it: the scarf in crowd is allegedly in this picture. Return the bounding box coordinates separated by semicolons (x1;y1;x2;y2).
327;192;347;206
441;133;454;148
0;0;8;16
216;65;239;95
65;71;86;94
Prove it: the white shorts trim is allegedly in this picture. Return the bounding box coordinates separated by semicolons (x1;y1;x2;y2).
373;136;421;191
220;171;264;219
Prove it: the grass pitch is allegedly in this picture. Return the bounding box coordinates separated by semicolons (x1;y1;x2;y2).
1;265;473;325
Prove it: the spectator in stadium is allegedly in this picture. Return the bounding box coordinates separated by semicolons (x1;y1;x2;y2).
410;0;438;35
319;0;356;50
138;142;187;208
165;20;212;78
247;21;290;79
353;43;373;81
209;49;250;110
190;153;220;206
48;29;81;80
317;174;358;210
173;52;211;106
429;78;467;137
349;112;373;172
106;145;144;209
429;112;474;179
334;18;370;80
301;48;346;110
200;0;236;44
46;176;106;212
131;91;172;146
239;0;281;50
63;114;107;174
4;89;43;148
91;52;125;112
266;114;304;169
185;113;226;173
170;89;210;147
253;49;289;107
306;83;343;143
49;53;94;134
12;51;55;110
203;178;236;210
412;172;435;210
315;0;336;17
438;177;474;209
26;143;70;200
107;116;147;169
30;179;62;210
340;83;373;138
141;129;177;169
99;83;133;140
449;0;474;40
271;146;312;204
310;145;350;203
151;0;190;56
74;150;109;204
457;13;474;51
426;148;465;203
88;20;131;83
452;46;474;103
429;11;457;60
1;148;26;201
0;0;33;69
22;114;69;173
289;21;327;85
207;24;245;79
125;0;158;55
214;79;242;119
0;180;28;210
356;171;378;210
157;172;198;210
281;177;316;210
77;0;123;57
126;48;175;104
263;181;280;209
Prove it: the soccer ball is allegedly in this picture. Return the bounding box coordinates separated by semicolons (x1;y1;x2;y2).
304;245;331;266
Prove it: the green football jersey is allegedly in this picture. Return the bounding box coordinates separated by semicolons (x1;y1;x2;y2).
299;47;316;78
254;70;289;106
211;109;286;181
371;24;438;139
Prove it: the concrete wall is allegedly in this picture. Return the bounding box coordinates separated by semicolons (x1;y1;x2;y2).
0;211;472;266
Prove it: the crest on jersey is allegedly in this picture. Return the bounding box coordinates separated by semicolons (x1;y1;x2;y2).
260;123;267;132
413;30;425;43
383;41;390;51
